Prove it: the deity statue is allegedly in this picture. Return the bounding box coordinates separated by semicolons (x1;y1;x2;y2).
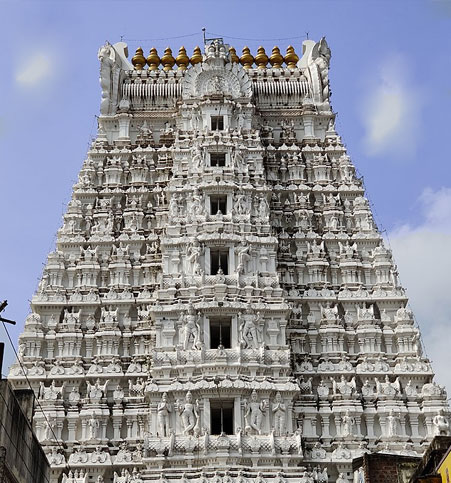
191;146;205;171
157;392;172;437
244;390;267;434
86;414;100;440
180;305;202;350
236;241;251;274
113;384;125;402
272;392;286;436
433;409;449;436
239;309;263;349
234;192;248;216
341;410;355;437
44;420;56;441
258;195;269;221
386;410;399;438
98;42;114;115
177;391;200;435
169;194;180;218
187;239;202;275
86;379;108;400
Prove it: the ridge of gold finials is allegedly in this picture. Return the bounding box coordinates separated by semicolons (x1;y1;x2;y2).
240;46;254;69
132;47;147;70
190;46;203;65
284;45;299;69
255;46;269;69
229;47;239;63
269;46;283;69
176;46;190;70
146;48;160;71
161;47;176;71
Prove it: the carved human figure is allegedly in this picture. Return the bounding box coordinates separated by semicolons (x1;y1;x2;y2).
258;195;269;221
98;42;114;115
157;392;172;437
234;192;248;215
44;420;56;441
236;241;251;274
169;194;179;218
272;392;286;436
87;414;100;440
239;309;262;349
341;410;355;437
87;378;108;400
386;410;399;438
190;189;204;218
433;409;449;436
181;305;201;350
244;390;267;434
191;146;204;170
187;239;202;275
177;391;199;435
113;384;124;402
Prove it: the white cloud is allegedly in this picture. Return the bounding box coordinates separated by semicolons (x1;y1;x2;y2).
15;52;52;87
361;54;422;158
388;187;451;393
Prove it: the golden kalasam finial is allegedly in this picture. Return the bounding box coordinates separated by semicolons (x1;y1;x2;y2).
190;46;203;65
161;47;176;71
269;46;283;69
240;46;254;69
284;45;299;69
146;48;160;71
229;47;239;63
132;47;147;70
255;46;269;69
176;46;190;70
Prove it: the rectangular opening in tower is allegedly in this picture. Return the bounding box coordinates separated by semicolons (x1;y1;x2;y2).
211;116;224;131
210;249;229;275
210;153;226;167
209;317;232;348
210;195;227;215
210;400;234;435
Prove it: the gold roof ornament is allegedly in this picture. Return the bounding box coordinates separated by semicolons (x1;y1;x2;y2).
161;47;176;71
240;46;254;69
132;47;146;70
255;46;269;69
146;48;160;71
229;47;239;63
269;46;283;69
190;46;203;65
284;45;299;69
176;46;190;70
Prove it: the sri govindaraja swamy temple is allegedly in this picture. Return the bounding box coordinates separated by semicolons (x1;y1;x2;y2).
8;37;450;483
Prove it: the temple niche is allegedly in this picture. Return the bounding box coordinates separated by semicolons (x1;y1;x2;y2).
9;37;449;483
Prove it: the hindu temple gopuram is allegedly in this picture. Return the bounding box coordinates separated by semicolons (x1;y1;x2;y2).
8;38;450;483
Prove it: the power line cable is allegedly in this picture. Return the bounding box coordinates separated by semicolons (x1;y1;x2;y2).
122;32;200;42
206;31;308;42
1;319;73;474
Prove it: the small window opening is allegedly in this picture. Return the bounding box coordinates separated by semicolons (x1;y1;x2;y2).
210;153;226;167
210;195;227;215
211;116;224;131
210;317;232;349
210;249;229;275
211;400;234;435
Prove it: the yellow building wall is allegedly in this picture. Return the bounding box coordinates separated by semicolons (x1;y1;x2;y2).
437;451;451;483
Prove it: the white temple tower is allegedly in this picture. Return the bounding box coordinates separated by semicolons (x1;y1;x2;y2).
9;38;450;483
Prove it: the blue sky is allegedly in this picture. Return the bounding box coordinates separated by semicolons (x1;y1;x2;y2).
1;0;451;389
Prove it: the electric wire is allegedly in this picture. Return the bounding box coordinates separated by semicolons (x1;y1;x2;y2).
1;319;73;474
206;31;308;42
122;32;200;42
